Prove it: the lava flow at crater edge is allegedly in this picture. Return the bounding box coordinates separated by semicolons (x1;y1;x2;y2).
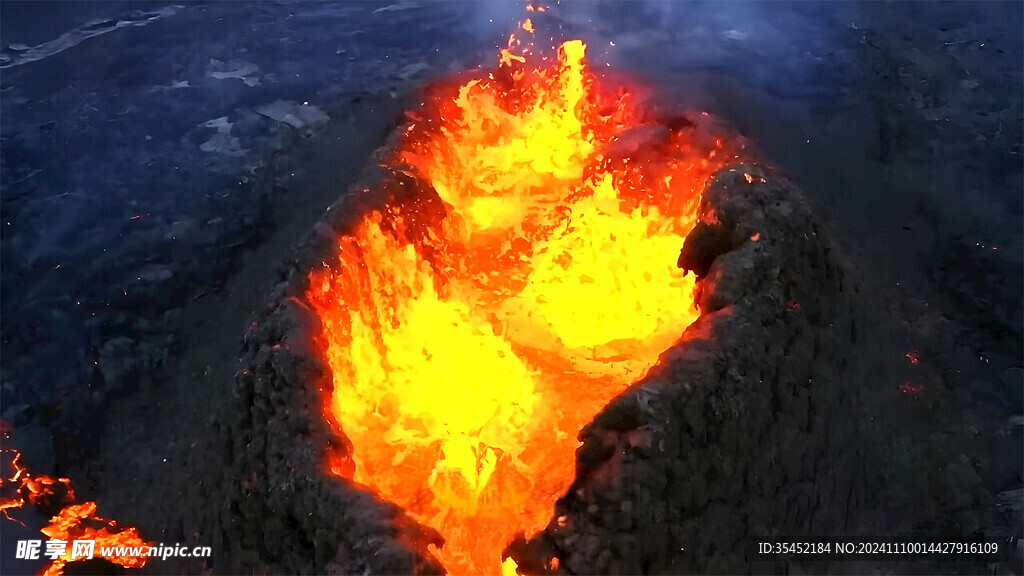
307;24;745;575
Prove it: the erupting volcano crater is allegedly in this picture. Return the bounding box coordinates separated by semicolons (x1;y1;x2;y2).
229;27;852;576
305;38;745;575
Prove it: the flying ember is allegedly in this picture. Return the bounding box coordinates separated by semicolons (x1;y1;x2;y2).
307;28;742;575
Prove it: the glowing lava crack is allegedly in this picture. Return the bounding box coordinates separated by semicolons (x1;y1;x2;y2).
1;449;150;576
305;37;744;575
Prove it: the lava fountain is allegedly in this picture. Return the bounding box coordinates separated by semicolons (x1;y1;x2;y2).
306;27;744;575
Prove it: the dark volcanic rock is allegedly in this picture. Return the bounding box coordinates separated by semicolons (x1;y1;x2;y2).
8;423;56;475
97;337;144;398
676;221;732;279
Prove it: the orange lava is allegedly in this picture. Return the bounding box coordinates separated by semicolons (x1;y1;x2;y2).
40;501;149;576
308;35;741;574
1;448;150;575
1;451;74;519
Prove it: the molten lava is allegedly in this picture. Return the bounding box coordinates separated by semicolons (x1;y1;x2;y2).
1;448;150;575
308;33;742;575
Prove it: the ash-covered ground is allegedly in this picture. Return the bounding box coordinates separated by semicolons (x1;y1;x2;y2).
1;1;1021;574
